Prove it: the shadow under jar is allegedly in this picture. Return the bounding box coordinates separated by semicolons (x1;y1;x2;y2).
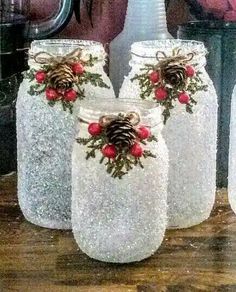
72;99;168;263
119;40;218;229
16;39;115;230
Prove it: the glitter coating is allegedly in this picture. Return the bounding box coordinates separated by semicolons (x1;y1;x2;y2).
17;40;115;230
72;100;168;263
228;86;236;214
119;40;218;229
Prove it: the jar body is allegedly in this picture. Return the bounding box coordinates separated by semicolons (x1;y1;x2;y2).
120;40;218;229
17;40;115;229
72;100;168;263
228;86;236;214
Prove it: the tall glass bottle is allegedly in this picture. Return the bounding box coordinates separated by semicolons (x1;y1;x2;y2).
109;0;172;96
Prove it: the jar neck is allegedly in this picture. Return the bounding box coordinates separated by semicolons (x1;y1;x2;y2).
79;99;163;130
28;39;106;68
123;0;169;37
130;40;207;69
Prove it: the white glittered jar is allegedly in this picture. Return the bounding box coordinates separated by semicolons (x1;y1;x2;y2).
228;86;236;214
72;99;168;263
120;40;218;229
17;39;115;229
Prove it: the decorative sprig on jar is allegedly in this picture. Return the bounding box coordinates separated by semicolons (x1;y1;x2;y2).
119;40;218;229
17;39;115;229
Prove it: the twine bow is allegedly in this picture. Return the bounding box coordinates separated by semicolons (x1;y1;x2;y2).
156;48;195;67
33;48;83;66
99;112;141;128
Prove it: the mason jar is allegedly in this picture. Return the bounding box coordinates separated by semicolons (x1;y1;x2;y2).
17;39;115;229
120;40;218;229
72;99;168;263
229;86;236;214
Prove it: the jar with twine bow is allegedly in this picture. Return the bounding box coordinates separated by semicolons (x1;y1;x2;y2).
119;39;218;229
72;98;168;263
16;39;115;230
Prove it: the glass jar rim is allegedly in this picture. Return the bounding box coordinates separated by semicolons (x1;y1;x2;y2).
131;39;207;59
30;39;105;57
31;39;103;48
78;98;162;127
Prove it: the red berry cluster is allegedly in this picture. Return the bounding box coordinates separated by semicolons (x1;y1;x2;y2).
35;62;85;103
88;122;151;159
149;65;195;105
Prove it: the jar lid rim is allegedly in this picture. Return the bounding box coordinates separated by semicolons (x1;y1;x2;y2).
131;40;207;58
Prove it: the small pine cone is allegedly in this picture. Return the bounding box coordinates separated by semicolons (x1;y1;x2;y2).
106;118;137;149
48;63;75;90
161;61;187;88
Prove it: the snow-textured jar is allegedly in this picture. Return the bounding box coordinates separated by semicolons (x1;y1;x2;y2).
17;39;115;230
229;86;236;214
120;40;218;229
72;99;168;263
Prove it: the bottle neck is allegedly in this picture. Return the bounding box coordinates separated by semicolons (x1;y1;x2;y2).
123;0;170;38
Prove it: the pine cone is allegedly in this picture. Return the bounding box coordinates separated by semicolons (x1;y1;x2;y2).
161;61;187;88
106;118;137;149
48;63;75;90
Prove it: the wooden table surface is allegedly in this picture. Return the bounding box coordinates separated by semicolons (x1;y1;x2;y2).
0;174;236;292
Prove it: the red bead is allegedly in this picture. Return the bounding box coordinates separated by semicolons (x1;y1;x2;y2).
64;89;77;102
72;63;85;75
149;71;160;84
35;71;46;83
137;126;151;140
178;92;190;104
185;65;195;77
155;87;168;101
88;123;102;136
45;88;58;101
102;144;117;159
130;143;143;158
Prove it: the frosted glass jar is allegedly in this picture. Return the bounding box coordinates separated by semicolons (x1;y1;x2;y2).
229;86;236;214
72;99;168;263
120;40;218;229
17;39;115;230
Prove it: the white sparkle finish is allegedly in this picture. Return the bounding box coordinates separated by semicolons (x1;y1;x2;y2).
72;100;168;263
228;87;236;214
119;40;218;229
17;40;115;230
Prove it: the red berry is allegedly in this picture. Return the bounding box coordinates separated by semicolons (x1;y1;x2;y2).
72;63;85;75
137;126;151;140
155;87;168;101
178;92;190;104
88;123;102;136
64;89;77;102
102;144;117;159
45;88;58;101
130;143;143;158
35;71;46;83
185;65;195;77
149;71;160;84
